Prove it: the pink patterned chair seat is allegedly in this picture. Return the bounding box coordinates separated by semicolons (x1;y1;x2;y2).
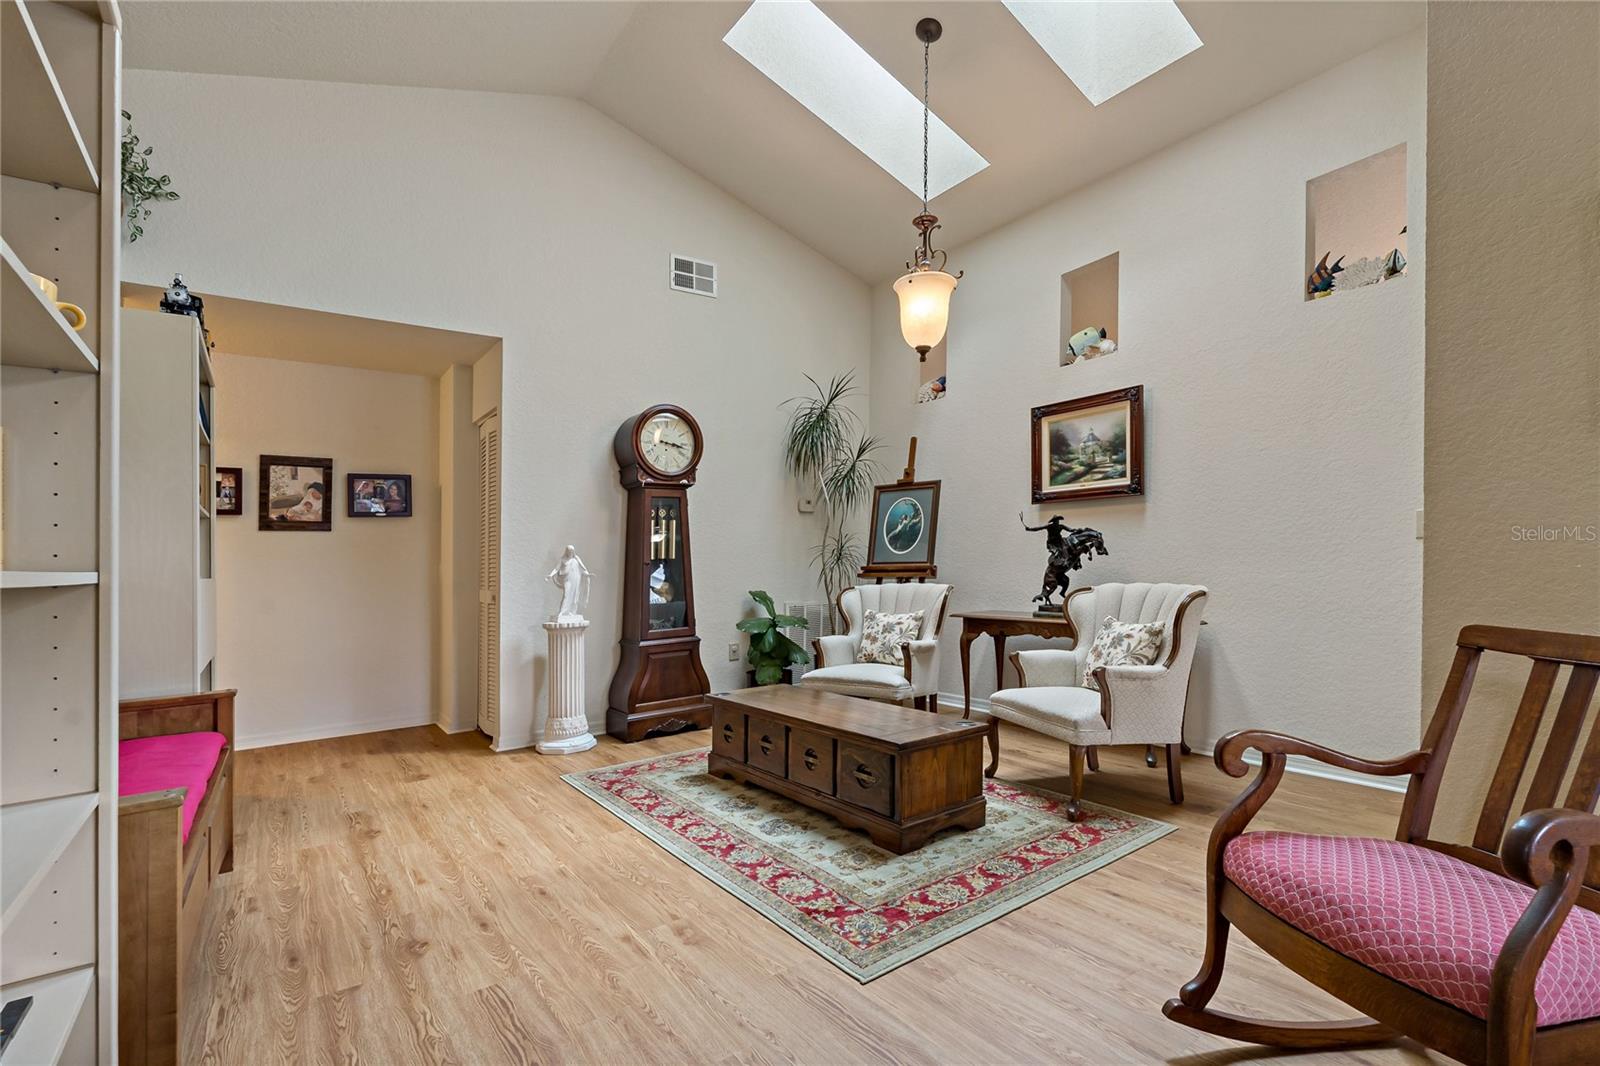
1223;831;1600;1027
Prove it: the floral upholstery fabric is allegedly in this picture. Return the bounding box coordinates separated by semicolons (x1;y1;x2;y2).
1224;831;1600;1027
855;608;925;666
1081;616;1164;690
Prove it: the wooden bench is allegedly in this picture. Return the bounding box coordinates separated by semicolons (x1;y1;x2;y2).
117;689;237;1066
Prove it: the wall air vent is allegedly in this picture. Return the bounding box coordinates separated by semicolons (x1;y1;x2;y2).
670;255;717;298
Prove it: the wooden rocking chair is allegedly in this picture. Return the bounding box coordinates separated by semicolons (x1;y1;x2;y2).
1164;625;1600;1065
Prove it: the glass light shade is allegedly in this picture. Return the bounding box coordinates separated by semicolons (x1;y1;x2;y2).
893;269;958;354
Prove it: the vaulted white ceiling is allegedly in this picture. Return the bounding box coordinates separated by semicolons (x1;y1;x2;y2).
123;1;1424;281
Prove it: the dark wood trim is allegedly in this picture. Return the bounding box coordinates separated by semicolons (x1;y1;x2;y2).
257;454;334;531
1030;385;1144;503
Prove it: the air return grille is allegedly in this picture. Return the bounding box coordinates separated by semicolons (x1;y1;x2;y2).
670;255;717;297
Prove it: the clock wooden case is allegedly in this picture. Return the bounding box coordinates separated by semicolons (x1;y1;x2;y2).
607;404;713;741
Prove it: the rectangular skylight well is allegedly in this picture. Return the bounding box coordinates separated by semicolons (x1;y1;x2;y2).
1004;1;1202;107
723;1;988;199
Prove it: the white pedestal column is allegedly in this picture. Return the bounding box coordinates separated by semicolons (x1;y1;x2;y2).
538;619;597;754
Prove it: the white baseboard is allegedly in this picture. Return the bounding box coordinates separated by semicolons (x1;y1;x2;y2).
237;712;434;751
941;692;1408;795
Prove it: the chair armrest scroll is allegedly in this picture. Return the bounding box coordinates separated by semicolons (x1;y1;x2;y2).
1501;807;1600;888
1013;649;1080;688
814;634;857;668
1213;730;1431;779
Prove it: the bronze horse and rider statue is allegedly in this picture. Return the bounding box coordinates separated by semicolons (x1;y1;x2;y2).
1020;513;1108;612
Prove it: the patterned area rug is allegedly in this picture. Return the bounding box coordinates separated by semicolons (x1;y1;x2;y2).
565;748;1175;982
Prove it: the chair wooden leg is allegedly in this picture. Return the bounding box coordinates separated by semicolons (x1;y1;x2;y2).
1145;744;1158;768
984;718;1000;778
1166;743;1184;804
1066;744;1086;821
1162;845;1397;1051
1085;746;1099;772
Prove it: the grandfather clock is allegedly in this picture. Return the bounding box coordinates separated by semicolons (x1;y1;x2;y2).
607;404;713;741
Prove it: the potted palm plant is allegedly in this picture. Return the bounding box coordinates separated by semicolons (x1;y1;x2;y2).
738;591;809;686
783;372;880;629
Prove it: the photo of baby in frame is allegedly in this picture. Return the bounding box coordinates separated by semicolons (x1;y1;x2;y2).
259;455;333;531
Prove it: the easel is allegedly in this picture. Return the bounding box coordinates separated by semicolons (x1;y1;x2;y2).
858;437;940;585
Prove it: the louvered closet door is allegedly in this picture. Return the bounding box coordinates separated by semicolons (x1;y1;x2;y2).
477;415;501;736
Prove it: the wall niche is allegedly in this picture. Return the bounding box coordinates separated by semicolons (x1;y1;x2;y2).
1059;252;1119;366
916;336;947;404
1305;143;1408;300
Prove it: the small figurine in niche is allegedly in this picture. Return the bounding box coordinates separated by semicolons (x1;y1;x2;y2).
1064;326;1117;365
1020;512;1109;613
916;375;947;403
1383;226;1408;279
1307;252;1345;297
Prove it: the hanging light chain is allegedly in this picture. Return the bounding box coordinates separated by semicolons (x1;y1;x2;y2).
922;37;930;215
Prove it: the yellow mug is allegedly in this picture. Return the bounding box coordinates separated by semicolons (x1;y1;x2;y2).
29;273;88;332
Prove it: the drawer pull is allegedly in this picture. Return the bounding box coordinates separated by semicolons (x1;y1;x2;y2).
803;747;819;770
852;765;878;789
759;734;775;756
721;724;735;744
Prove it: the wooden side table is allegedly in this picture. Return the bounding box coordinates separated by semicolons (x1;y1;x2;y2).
951;610;1077;717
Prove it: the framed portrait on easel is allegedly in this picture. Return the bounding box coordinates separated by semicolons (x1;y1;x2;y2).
858;438;940;582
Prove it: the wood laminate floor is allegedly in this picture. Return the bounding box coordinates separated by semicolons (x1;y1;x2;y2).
182;721;1450;1065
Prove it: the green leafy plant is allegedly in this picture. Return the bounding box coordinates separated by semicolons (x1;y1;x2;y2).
783;372;880;627
737;590;809;685
121;110;179;242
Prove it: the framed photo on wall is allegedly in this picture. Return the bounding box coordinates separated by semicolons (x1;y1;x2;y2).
215;466;243;516
1032;386;1145;503
259;455;334;531
860;478;941;579
347;473;412;518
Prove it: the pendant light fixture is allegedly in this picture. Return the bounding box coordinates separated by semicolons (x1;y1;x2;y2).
894;17;962;362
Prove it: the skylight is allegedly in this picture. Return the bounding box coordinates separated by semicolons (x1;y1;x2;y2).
1003;1;1202;106
723;1;988;200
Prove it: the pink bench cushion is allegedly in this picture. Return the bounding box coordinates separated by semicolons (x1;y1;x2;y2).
1225;831;1600;1027
119;732;228;842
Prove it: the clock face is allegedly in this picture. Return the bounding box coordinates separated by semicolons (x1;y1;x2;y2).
638;412;696;475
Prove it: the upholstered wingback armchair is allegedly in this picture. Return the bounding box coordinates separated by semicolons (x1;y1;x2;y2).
799;583;953;710
987;582;1207;819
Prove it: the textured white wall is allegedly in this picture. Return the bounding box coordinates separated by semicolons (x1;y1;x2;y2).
1422;2;1600;842
212;353;440;748
125;71;871;747
869;33;1428;755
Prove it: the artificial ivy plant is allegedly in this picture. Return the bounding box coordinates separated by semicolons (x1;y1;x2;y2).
121;110;179;242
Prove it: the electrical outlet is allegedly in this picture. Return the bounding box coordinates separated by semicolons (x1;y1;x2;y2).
797;496;817;513
727;642;740;662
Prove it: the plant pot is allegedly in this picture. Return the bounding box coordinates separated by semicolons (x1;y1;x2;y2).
747;666;797;687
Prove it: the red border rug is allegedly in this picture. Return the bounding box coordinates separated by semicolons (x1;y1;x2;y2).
565;748;1174;981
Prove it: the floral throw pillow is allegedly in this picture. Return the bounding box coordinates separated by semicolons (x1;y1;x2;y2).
856;608;926;666
1082;616;1165;690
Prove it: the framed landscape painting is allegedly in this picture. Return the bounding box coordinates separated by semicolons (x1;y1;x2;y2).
861;479;941;577
259;455;334;531
1031;386;1144;503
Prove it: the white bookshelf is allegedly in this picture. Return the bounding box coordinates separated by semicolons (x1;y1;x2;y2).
0;1;121;1061
120;309;217;696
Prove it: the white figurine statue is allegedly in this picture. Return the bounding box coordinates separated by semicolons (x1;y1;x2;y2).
548;545;594;622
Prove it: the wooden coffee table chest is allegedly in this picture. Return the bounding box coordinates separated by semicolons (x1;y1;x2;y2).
707;687;991;854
